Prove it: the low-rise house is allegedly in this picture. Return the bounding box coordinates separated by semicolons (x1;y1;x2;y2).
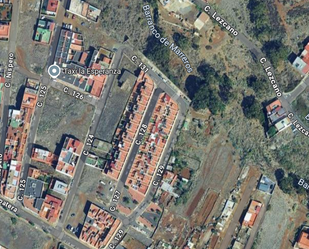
42;0;59;16
31;148;58;166
56;137;83;177
180;167;191;183
293;42;309;75
79;203;121;248
194;12;209;30
50;179;68;195
0;22;10;40
33;19;55;44
242;200;263;228
68;0;101;22
266;99;291;133
257;175;275;194
294;231;309;249
39;194;63;223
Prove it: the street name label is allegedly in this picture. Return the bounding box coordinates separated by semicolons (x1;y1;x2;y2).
260;58;282;97
5;52;15;88
62;68;121;76
0;197;18;213
204;5;238;36
143;5;193;73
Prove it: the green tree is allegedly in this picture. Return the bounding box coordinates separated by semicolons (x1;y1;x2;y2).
10;217;17;225
263;40;289;68
278;175;294;194
241;95;265;124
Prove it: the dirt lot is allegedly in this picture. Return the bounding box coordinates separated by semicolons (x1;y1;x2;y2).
254;188;292;249
95;55;138;142
192;191;219;227
66;166;116;228
17;0;49;73
0;210;52;249
153;209;189;248
36;87;94;153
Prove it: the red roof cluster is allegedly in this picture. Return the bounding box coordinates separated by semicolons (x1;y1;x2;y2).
126;93;179;202
80;204;121;248
1;80;39;199
107;72;154;180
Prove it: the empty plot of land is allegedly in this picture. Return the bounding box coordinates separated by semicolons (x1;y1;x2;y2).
67;166;116;227
36;87;94;152
95;56;137;142
255;188;291;249
202;140;234;191
183;136;238;218
0;210;52;249
186;187;205;217
192;191;219;227
153;210;188;247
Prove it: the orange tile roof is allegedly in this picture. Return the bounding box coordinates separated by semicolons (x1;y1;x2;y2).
0;23;10;39
46;0;58;13
298;231;309;249
266;99;282;113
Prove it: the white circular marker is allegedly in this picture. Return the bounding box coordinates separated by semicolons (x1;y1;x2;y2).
48;63;61;79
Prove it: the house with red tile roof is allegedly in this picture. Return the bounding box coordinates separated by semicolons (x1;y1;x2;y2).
125;93;179;200
294;230;309;249
242;200;262;228
31;148;58;166
1;80;39;199
106;72;154;180
39;194;63;223
43;0;59;16
0;22;10;40
266;99;291;133
293;42;309;75
79;203;121;248
55;137;83;177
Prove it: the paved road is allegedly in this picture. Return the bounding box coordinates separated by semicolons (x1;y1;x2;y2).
284;74;309;103
0;0;21;184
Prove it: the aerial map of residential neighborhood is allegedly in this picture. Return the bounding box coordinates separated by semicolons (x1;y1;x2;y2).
1;0;309;249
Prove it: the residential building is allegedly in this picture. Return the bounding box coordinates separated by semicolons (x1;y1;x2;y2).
293;42;309;75
107;72;154;180
24;178;44;198
33;19;55;44
68;0;101;22
257;175;275;194
194;12;209;30
56;137;83;177
54;30;112;98
39;194;63;223
180;167;191;182
0;22;10;40
266;99;291;133
242;200;263;228
1;79;39;199
42;0;59;16
23;167;46;214
80;203;121;248
31;148;58;166
0;2;12;40
294;231;309;249
125;92;179;202
50;179;68;195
